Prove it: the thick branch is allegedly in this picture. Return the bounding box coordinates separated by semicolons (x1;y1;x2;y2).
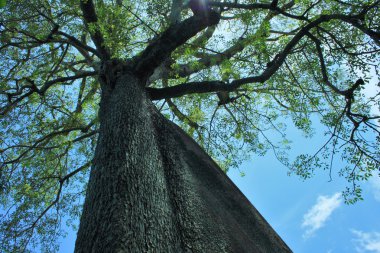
148;13;377;100
230;13;376;86
80;0;110;60
344;19;380;46
148;26;217;83
306;32;346;95
57;31;100;58
132;11;220;80
166;1;293;79
147;80;231;100
209;1;307;21
174;34;249;78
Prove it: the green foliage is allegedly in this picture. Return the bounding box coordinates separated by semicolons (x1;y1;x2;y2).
1;0;379;251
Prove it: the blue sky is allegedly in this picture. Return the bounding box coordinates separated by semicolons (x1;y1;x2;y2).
227;115;380;253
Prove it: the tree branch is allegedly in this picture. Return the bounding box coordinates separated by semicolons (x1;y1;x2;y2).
166;98;200;130
166;3;292;80
147;25;217;83
147;80;230;100
209;0;308;21
148;13;378;100
174;33;249;78
2;120;96;166
57;31;100;58
132;11;220;80
169;0;184;24
1;71;96;116
306;32;345;95
80;0;110;60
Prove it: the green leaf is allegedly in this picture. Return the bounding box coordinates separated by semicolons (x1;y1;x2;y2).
0;0;6;8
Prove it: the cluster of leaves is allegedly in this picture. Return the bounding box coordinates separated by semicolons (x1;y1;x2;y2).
0;0;379;251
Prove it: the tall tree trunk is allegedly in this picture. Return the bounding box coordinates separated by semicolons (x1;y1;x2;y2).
74;72;292;252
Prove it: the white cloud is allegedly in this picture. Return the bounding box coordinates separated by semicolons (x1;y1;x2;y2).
352;230;380;253
369;175;380;202
301;192;342;238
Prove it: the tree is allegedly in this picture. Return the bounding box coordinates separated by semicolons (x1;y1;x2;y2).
0;0;379;251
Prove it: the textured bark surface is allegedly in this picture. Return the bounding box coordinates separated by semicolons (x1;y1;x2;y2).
75;73;292;252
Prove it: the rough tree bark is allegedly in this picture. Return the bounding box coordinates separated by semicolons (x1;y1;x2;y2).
74;2;291;252
74;70;292;252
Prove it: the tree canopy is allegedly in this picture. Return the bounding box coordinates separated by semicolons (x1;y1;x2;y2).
0;0;379;251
